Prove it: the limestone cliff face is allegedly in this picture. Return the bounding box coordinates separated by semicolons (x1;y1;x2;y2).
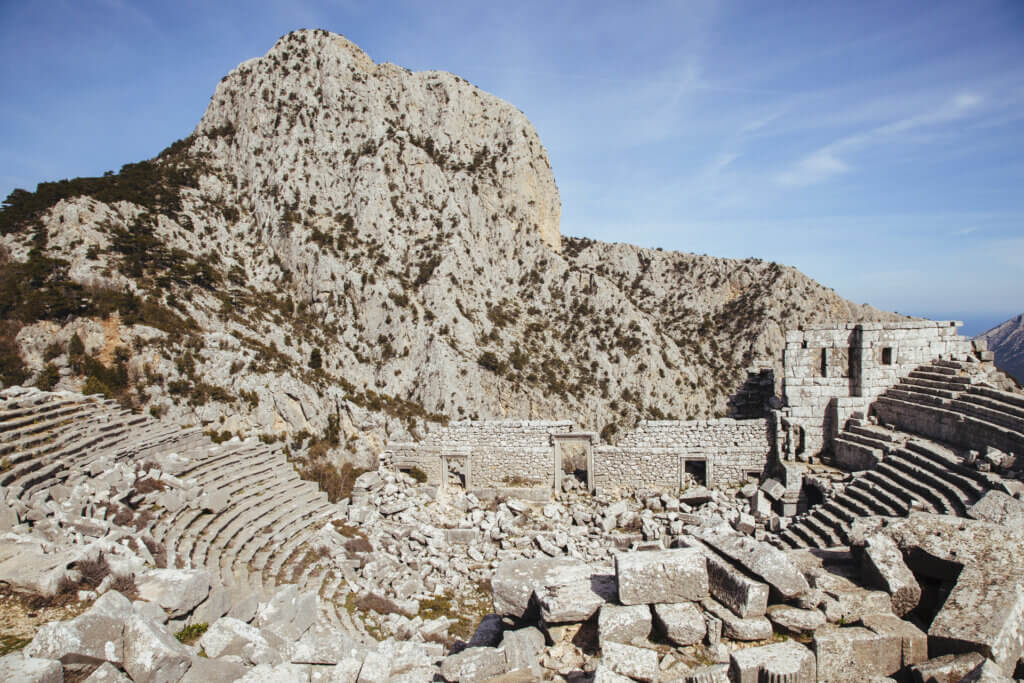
0;30;901;466
977;314;1024;384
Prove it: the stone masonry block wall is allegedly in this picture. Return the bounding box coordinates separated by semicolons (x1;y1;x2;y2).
783;321;973;457
382;420;573;488
593;419;770;492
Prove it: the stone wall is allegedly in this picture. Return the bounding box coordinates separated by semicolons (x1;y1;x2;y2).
781;321;974;457
381;420;574;489
592;419;770;492
382;417;770;494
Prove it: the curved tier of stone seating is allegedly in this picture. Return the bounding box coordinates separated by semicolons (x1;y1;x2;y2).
872;359;1024;460
779;422;990;549
778;358;1022;549
0;389;345;603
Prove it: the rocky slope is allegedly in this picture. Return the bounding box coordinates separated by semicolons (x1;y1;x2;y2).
976;313;1024;384
0;29;901;468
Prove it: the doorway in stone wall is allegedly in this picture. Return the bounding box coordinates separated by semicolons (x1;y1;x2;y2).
442;456;468;491
682;459;707;489
552;433;596;494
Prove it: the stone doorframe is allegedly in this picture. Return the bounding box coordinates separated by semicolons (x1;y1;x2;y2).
551;432;598;493
440;449;471;491
680;449;712;488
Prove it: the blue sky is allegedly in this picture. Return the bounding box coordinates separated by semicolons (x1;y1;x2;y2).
2;1;1022;335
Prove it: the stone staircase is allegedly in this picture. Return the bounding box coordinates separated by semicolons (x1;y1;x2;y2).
777;359;1020;549
0;389;356;632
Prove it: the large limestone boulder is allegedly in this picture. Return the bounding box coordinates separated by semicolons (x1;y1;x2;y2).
25;590;132;665
0;653;63;683
122;613;193;683
598;605;652;646
615;548;708;605
729;640;815;683
136;568;212;617
491;557;601;619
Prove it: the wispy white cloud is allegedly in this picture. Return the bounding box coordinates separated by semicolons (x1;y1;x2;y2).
774;91;984;188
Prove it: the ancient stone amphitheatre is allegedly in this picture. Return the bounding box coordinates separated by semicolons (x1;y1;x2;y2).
1;29;1023;683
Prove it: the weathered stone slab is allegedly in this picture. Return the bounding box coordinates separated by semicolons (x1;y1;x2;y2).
0;653;63;683
701;598;772;642
357;650;393;683
766;605;826;634
536;572;615;623
178;656;248;683
652;602;705;646
26;592;132;666
961;658;1015;682
729;640;815;683
867;513;1024;674
491;558;590;618
860;533;920;617
615;549;708;605
598;604;652;646
909;652;986;683
136;568;212;617
861;613;927;669
967;490;1024;527
286;623;363;665
695;528;809;599
704;551;769;618
200;617;270;660
500;627;544;679
812;625;901;682
600;641;659;683
439;646;506;683
84;661;131;681
122;613;192;683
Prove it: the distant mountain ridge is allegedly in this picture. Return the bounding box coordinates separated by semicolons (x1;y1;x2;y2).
977;313;1024;384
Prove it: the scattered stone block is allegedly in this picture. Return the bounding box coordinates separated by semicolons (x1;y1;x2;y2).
492;557;591;618
500;627;544;679
615;548;708;605
591;663;636;682
536;571;615;623
598;604;652;646
357;650;393;683
179;655;248;683
766;605;826;634
967;490;1024;527
652;602;705;646
85;661;132;681
861;613;928;669
701;598;772;641
729;639;815;683
961;658;1015;682
439;646;506;682
25;592;131;665
122;613;193;683
237;663;311;682
199;616;270;660
860;533;921;617
696;528;810;599
0;653;63;683
812;625;901;682
909;652;986;683
704;551;769;618
601;641;659;682
136;568;212;617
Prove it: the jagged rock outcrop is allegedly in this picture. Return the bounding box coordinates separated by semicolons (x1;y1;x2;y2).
0;29;901;469
977;313;1024;384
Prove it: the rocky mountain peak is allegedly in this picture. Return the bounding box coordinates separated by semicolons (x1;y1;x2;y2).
194;28;561;254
